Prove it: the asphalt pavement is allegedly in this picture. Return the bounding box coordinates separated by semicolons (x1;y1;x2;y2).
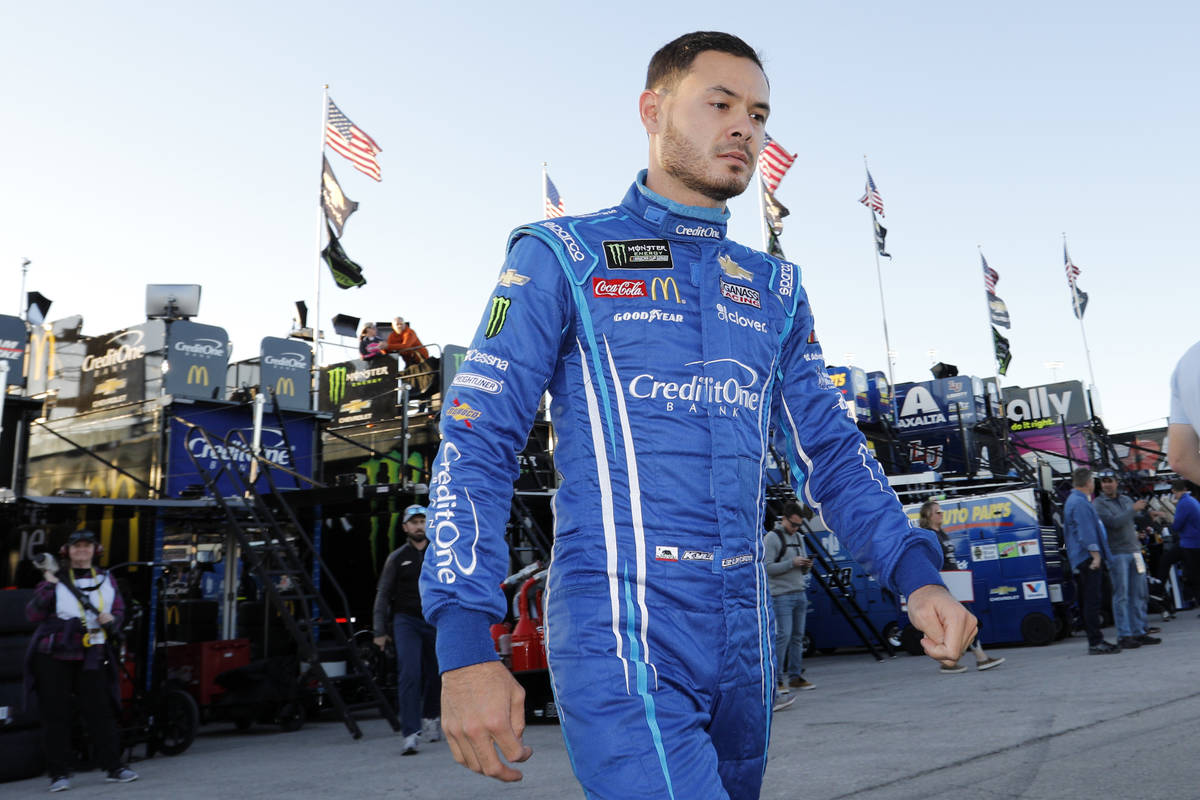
7;615;1200;799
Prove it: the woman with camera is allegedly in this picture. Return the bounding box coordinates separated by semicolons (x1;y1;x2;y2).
25;529;138;791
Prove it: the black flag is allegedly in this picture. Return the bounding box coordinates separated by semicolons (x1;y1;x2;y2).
321;223;367;289
873;212;891;259
992;326;1012;375
1071;286;1089;319
321;157;359;238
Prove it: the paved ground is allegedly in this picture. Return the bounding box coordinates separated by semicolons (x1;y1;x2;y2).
7;616;1200;799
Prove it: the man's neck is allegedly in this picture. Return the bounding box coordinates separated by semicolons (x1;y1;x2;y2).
407;537;427;552
644;165;726;211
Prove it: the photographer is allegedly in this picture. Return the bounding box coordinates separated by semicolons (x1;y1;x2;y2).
24;530;138;791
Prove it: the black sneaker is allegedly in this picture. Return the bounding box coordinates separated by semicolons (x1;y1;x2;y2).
1135;634;1162;645
1088;641;1120;654
106;767;138;783
1117;637;1142;649
1146;627;1162;634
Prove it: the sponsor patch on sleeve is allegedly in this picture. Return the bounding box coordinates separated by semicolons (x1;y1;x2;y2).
602;239;674;270
654;546;679;562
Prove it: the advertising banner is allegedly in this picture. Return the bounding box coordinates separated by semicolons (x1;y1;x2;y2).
0;314;28;388
826;365;870;422
260;337;311;411
78;321;165;412
164;320;230;401
319;357;398;426
166;404;316;496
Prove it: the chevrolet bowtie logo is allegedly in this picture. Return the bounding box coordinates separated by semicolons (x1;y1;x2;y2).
496;269;530;287
342;398;371;414
718;254;752;282
95;377;126;395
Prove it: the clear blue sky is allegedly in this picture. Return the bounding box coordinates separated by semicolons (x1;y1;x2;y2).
3;2;1195;432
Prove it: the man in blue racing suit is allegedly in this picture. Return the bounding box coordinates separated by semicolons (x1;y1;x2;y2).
420;31;976;799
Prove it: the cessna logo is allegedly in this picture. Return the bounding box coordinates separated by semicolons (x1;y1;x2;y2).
650;276;684;304
274;376;296;397
496;269;530;287
186;365;210;386
485;296;511;339
602;239;674;270
718;253;752;282
463;349;509;372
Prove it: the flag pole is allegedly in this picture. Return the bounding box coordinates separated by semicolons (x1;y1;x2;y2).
978;246;1007;443
1064;233;1099;417
864;157;898;418
756;168;769;252
541;162;547;219
314;85;329;396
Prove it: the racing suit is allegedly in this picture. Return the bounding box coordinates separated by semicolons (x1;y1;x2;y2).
420;172;944;799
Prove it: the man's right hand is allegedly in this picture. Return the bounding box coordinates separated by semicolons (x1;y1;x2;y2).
1090;553;1102;570
42;571;58;584
441;661;533;782
372;635;388;649
792;555;813;571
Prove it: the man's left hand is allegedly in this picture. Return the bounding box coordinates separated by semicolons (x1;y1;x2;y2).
906;584;977;667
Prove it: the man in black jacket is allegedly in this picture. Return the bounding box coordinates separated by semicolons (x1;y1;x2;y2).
373;505;440;754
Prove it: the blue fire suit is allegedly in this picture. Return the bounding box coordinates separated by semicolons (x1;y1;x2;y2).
420;173;944;799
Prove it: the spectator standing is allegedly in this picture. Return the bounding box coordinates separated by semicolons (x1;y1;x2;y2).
1094;473;1161;649
1063;469;1119;654
24;530;139;791
373;505;440;755
764;502;814;705
1168;340;1200;483
359;322;387;359
918;500;1005;674
1170;480;1200;613
386;317;429;367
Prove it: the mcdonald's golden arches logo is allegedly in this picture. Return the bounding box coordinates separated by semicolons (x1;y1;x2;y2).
650;276;684;304
26;329;56;381
275;376;295;397
186;364;210;386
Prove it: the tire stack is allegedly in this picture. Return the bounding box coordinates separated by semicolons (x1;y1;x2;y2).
0;589;45;783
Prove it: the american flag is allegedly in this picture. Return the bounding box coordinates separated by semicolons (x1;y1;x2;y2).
982;253;999;293
859;168;884;216
325;98;382;182
1064;244;1081;286
757;134;796;194
544;173;566;218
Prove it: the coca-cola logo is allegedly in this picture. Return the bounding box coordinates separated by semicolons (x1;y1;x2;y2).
592;278;647;298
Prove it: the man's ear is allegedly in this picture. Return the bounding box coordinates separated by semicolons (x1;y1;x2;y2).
639;89;662;134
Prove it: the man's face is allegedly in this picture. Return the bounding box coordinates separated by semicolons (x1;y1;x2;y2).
404;515;426;541
68;540;95;565
1100;477;1118;497
393;317;407;333
781;514;804;534
647;51;769;205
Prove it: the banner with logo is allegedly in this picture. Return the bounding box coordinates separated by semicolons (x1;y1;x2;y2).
260;337;312;411
825;365;870;422
164;320;230;401
0;314;28;388
166;404;317;496
78;321;165;413
319;357;398;426
893;377;986;434
440;345;467;400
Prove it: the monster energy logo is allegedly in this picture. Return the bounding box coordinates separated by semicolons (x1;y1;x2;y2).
484;296;511;339
606;242;628;266
328;366;347;404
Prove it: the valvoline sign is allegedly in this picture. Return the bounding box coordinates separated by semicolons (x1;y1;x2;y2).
165;404;316;497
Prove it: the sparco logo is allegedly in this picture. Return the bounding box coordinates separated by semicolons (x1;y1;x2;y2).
173;338;226;357
82;330;146;372
779;262;794;297
628;357;761;414
674;223;721;239
592;278;646;298
612;310;683;324
430;442;480;585
720;280;761;308
544;221;585;262
715;303;768;333
264;353;308;369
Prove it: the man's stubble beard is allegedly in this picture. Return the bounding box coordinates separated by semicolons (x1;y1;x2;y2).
660;116;752;203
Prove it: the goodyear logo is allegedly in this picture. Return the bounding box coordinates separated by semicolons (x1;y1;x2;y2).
274;376;295;397
650;276;684;304
485;296;511;339
328;365;348;404
186;364;210;386
447;398;482;428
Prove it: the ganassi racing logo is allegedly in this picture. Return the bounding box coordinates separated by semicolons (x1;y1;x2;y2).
628;358;762;416
429;442;480;584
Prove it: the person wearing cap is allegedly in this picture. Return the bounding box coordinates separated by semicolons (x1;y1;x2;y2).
372;505;440;755
1094;472;1162;649
25;530;139;791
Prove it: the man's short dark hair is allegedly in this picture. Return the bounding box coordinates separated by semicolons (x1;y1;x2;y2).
645;31;765;92
1072;468;1093;488
780;501;809;522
